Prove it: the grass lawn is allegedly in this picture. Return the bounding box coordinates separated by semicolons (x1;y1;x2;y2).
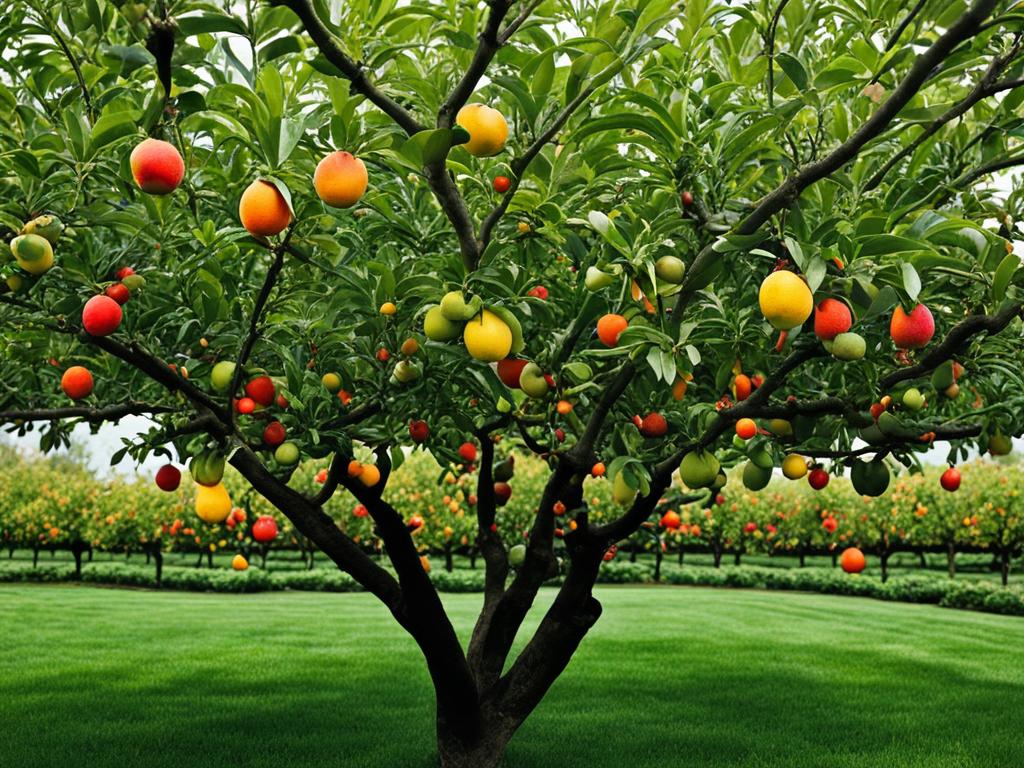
1;584;1022;768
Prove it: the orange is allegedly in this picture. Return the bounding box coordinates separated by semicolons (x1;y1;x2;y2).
314;151;368;208
735;418;757;440
347;460;363;477
840;547;866;574
596;313;628;347
61;366;94;400
359;464;381;487
591;462;606;477
239;179;291;236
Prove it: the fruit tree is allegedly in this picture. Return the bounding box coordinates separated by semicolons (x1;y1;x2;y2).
2;1;1024;765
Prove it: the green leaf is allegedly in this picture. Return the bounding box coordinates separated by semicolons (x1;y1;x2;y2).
776;52;808;91
863;285;898;320
992;253;1019;303
901;262;921;302
176;13;247;37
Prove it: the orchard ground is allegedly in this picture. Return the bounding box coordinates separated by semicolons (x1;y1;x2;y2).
2;584;1022;768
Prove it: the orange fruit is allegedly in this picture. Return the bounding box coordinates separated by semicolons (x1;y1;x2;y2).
239;179;292;236
61;366;94;400
735;418;757;440
840;547;866;574
314;151;368;208
359;464;381;487
596;313;628;347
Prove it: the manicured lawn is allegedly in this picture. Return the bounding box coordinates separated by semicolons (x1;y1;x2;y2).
1;584;1022;767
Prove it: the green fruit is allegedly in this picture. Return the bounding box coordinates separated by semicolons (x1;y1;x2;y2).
519;362;550;399
850;459;890;497
742;461;772;491
654;255;686;284
275;441;300;465
121;274;146;292
931;360;955;391
10;234;54;275
749;447;774;470
190;450;226;487
494;457;515;482
496;396;512;413
392;359;421;384
877;411;915;440
831;332;866;361
424;305;462;341
989;431;1013;456
440;291;481;322
584;266;615;292
902;387;925;412
210;361;237;392
508;544;527;567
679;450;720;489
488;305;525;355
822;339;835;354
612;473;636;505
859;424;886;445
712;471;727;490
21;214;63;244
767;419;792;437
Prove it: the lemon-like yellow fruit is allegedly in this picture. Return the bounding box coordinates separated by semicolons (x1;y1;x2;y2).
758;271;813;330
195;483;232;523
463;309;513;362
781;454;808;480
455;104;508;157
10;234;54;275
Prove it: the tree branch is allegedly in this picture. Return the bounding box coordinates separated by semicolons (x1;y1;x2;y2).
765;0;793;109
48;18;94;120
0;402;176;424
272;0;425;135
498;0;545;45
883;0;930;53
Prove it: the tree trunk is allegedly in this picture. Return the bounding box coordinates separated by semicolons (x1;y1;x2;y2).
445;544;454;573
32;547;39;568
798;550;806;568
712;546;722;568
831;551;838;568
734;551;742;566
629;544;637;563
72;541;86;579
880;552;890;583
87;547;93;562
195;551;204;568
654;541;662;583
7;545;14;559
678;546;684;566
918;550;927;569
145;550;151;565
262;544;269;569
1001;551;1010;587
947;542;956;578
469;549;477;570
436;719;510;768
154;549;163;588
207;551;214;568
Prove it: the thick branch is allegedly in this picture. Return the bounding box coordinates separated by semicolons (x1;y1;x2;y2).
272;0;424;135
0;402;175;424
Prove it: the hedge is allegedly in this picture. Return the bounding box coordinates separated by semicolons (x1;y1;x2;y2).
2;559;1022;618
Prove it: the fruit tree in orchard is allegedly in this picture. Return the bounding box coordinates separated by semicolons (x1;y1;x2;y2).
2;1;1024;766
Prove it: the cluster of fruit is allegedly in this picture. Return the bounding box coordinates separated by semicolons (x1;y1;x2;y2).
424;291;524;364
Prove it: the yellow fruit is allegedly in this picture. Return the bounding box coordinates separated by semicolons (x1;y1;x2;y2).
322;372;342;392
612;473;636;505
781;454;807;480
380;302;397;315
10;234;54;275
195;483;232;523
768;419;793;437
424;305;462;341
455;104;508;157
463;309;513;362
759;271;813;330
359;464;381;487
231;554;248;571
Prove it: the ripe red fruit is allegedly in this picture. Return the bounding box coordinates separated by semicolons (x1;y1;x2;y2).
660;510;681;530
409;419;429;443
639;412;668;438
527;285;548;300
154;464;181;492
554;428;566;443
681;191;694;207
61;366;94;400
82;295;123;336
251;515;279;543
715;494;725;506
458;441;477;463
376;348;390;362
890;304;935;349
246;375;276;406
235;397;256;415
315;469;328;484
497;357;527;389
735;418;757;440
733;374;752;401
493;175;511;193
840;547;866;574
940;467;961;492
263;420;286;447
822;516;837;533
116;267;135;280
813;298;852;341
130;138;185;195
104;283;131;306
808;468;830;490
276;393;289;409
408;514;424;530
494;482;512;505
353;504;369;518
743;522;757;534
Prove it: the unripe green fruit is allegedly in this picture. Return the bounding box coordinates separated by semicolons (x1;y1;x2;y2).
902;387;925;412
679;450;720;489
612;473;636;505
851;459;890;497
519;362;550;399
393;359;421;384
508;544;527;567
210;361;236;392
440;291;480;322
988;431;1013;456
424;305;462;341
831;332;866;361
654;255;685;284
584;266;615;292
275;441;300;465
21;215;63;244
121;274;146;292
742;461;772;491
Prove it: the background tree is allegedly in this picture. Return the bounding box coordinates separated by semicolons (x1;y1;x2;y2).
2;1;1024;766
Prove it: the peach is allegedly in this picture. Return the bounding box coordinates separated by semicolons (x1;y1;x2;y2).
314;151;368;208
130;138;184;195
239;180;292;237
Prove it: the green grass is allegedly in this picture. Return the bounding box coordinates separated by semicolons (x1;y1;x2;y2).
1;585;1023;767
